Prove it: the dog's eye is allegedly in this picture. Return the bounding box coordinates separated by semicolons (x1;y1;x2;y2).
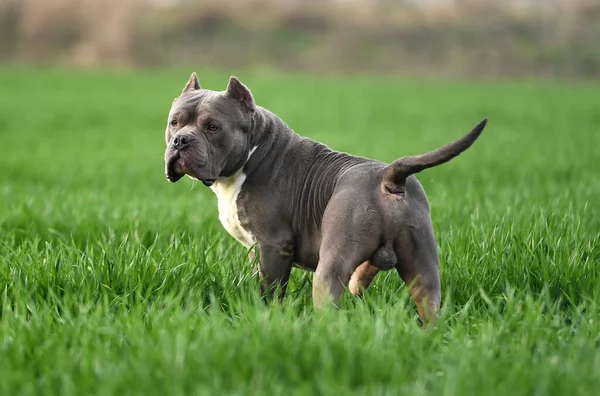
170;120;178;127
207;123;219;132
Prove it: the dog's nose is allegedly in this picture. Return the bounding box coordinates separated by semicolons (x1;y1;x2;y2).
172;134;193;150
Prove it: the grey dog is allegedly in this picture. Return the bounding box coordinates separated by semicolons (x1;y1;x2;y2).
164;73;486;327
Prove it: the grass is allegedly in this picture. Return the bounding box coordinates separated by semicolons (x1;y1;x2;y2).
1;68;599;395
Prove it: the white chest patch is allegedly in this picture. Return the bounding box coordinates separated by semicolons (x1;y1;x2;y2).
209;147;257;248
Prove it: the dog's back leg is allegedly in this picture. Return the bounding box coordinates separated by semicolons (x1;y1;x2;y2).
395;225;441;329
349;262;380;296
312;192;381;309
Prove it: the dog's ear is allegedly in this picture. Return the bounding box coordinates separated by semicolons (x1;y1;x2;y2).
226;76;255;113
182;72;201;94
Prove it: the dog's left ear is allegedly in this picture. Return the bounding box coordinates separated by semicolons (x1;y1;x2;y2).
226;76;255;113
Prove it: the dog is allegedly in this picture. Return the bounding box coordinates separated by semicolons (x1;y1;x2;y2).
164;73;486;327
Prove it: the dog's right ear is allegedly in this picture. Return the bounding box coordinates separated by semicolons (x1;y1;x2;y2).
181;72;201;94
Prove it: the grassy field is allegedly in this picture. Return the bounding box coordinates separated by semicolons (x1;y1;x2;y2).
1;68;599;395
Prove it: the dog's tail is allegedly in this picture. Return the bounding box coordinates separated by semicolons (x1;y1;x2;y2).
382;119;487;192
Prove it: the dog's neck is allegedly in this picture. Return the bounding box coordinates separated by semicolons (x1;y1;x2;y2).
242;106;297;175
240;106;373;230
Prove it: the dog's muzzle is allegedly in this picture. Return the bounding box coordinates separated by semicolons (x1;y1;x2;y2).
164;147;216;186
165;150;184;183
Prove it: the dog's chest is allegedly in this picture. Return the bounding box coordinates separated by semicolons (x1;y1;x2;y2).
210;171;255;248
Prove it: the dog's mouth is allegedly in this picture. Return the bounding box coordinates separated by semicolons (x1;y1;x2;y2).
166;152;184;183
199;178;216;187
165;152;216;186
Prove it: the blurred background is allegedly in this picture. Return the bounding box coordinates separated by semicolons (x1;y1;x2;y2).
1;0;598;78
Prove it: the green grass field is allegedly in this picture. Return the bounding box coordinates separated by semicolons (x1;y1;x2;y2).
1;68;599;395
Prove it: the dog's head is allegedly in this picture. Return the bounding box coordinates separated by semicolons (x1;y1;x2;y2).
164;73;256;186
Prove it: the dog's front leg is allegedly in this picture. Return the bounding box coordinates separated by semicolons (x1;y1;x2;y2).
256;242;294;302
